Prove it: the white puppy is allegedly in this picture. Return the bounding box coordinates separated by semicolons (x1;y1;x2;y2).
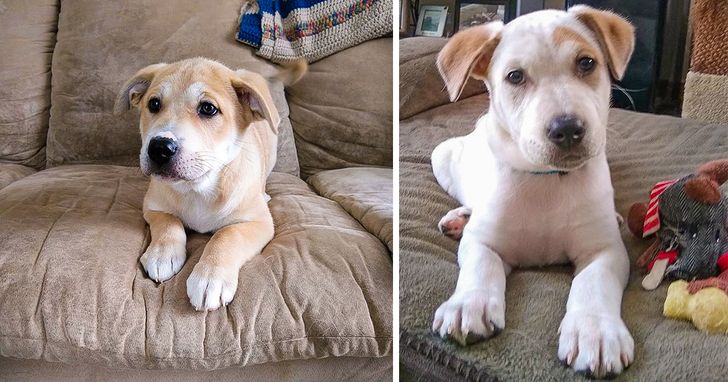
430;6;636;379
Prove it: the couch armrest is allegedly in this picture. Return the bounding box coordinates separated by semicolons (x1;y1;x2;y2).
308;167;393;252
400;37;486;120
0;163;37;190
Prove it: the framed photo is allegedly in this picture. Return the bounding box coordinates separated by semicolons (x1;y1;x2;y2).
415;5;448;37
455;0;513;32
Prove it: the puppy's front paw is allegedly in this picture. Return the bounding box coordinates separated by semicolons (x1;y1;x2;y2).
438;207;472;240
432;289;505;345
186;262;238;311
558;311;634;379
140;242;186;282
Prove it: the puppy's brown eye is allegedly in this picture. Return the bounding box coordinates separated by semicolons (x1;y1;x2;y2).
198;102;218;117
506;70;525;85
148;97;161;113
577;57;595;73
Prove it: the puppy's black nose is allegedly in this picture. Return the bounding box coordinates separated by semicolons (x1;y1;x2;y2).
547;115;585;150
148;137;178;165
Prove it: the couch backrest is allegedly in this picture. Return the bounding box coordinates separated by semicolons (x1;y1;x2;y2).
46;0;299;175
399;37;486;120
0;1;58;170
287;38;393;179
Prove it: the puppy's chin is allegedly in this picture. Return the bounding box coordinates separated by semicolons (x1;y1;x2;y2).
522;141;596;171
142;163;205;183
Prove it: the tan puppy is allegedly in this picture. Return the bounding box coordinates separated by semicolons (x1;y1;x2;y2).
115;58;305;311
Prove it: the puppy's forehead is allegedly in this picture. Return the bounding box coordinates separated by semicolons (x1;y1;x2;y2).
497;10;600;61
184;81;206;100
153;61;233;98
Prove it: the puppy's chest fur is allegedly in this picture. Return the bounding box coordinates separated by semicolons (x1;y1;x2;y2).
470;162;615;267
174;192;232;233
145;177;258;234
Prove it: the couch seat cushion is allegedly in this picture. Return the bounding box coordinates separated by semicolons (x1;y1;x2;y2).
308;167;393;251
0;163;36;190
400;100;728;381
0;165;391;369
47;0;299;175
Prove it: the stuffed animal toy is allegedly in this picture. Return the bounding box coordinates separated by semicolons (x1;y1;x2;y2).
663;279;728;334
627;159;728;290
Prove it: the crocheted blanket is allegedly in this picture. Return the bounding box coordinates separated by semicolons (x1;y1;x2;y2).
236;0;392;63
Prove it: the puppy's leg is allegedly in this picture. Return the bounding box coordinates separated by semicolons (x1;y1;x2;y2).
141;211;187;282
432;137;468;203
187;217;274;311
438;206;472;240
433;219;510;345
559;239;634;378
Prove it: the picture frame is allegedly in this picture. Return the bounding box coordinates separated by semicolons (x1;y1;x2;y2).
454;0;514;32
415;5;448;37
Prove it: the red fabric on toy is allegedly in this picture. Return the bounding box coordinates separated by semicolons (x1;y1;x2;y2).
647;250;678;272
718;252;728;272
643;179;678;237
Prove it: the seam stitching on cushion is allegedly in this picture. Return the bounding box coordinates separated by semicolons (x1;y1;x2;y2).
0;335;392;362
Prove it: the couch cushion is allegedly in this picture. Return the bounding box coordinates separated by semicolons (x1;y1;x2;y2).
399;101;728;380
0;165;392;369
308;167;393;251
0;1;58;169
0;163;36;191
1;356;392;382
287;38;393;178
47;0;299;176
399;37;486;120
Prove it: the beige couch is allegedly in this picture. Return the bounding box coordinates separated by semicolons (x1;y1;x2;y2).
399;37;728;381
0;1;392;380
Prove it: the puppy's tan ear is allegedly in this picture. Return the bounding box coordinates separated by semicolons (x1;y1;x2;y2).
232;70;280;134
437;21;503;102
114;63;167;115
569;5;635;80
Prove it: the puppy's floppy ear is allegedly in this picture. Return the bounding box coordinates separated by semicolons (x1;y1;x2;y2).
231;69;280;134
114;63;168;115
436;21;503;102
569;5;635;80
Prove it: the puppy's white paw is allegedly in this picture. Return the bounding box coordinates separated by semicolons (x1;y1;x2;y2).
432;289;505;345
186;262;238;311
140;242;186;282
558;311;634;379
438;207;472;240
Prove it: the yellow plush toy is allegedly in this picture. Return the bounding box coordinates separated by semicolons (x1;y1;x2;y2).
663;280;728;334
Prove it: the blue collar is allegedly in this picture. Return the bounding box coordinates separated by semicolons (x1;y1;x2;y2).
528;170;569;176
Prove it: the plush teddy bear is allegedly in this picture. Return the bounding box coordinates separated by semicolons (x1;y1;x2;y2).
663;280;728;334
627;159;728;290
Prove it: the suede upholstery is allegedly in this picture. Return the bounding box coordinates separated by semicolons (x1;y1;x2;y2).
0;0;58;169
308;167;393;251
0;163;37;190
0;356;393;382
46;0;299;175
0;166;392;369
287;38;393;178
399;37;486;120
